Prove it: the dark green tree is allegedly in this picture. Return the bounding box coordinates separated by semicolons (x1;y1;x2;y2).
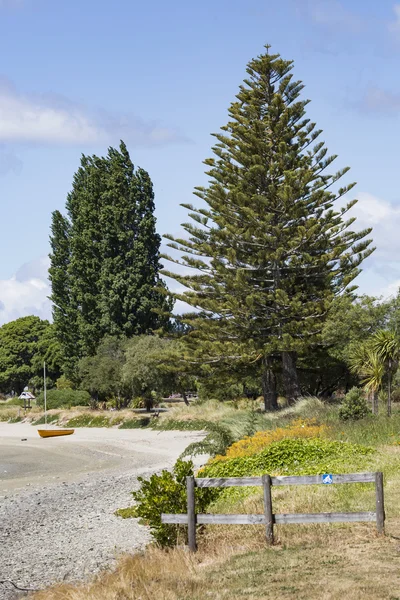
163;46;374;410
0;317;61;394
49;141;171;373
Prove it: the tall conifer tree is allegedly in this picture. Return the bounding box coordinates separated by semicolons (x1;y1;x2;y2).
163;46;374;410
50;142;171;372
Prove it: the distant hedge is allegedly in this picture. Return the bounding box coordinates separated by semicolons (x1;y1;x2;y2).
37;389;91;409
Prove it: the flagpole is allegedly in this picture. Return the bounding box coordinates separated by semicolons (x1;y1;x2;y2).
44;361;47;427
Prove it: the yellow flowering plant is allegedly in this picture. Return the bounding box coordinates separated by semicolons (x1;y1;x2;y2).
212;418;327;462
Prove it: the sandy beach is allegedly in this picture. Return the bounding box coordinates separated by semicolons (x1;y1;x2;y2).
0;422;204;599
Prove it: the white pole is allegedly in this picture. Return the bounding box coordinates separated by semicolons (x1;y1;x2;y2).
44;361;47;427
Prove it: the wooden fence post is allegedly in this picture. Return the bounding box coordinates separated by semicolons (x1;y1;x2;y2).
262;474;274;545
375;471;385;534
186;476;197;552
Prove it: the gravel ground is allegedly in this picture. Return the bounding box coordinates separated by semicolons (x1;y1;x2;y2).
0;423;204;600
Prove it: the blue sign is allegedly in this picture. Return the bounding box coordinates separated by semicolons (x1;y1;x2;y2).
322;474;333;484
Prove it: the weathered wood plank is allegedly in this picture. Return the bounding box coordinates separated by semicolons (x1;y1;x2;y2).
162;512;377;525
271;473;376;486
195;473;376;488
187;476;197;552
274;511;376;524
375;472;385;534
197;514;266;524
195;477;263;488
262;474;274;544
162;513;189;524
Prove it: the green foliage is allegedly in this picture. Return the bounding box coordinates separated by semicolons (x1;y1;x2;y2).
8;415;22;423
180;421;236;459
37;389;90;409
162;45;373;411
155;419;210;431
56;375;74;390
78;336;128;405
49;141;172;373
66;414;112;427
127;459;214;547
339;387;370;421
33;413;60;425
199;438;374;479
122;335;172;409
118;418;151;429
0;317;61;394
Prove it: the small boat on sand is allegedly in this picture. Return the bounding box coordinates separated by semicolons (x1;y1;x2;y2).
38;429;74;438
37;362;74;439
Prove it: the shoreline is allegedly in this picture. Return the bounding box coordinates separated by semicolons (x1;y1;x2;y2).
0;423;204;600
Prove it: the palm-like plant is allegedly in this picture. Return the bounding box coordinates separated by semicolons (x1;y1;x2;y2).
348;344;384;415
371;330;400;417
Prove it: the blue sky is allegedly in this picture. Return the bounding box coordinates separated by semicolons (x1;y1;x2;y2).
1;0;400;323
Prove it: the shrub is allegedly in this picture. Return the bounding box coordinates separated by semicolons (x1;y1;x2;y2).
33;413;60;425
56;375;74;390
339;387;370;421
37;389;91;410
199;438;374;479
180;422;235;459
121;459;214;547
215;418;327;461
66;414;112;427
119;418;151;429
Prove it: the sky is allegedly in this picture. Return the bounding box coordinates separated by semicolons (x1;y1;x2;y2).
1;0;400;324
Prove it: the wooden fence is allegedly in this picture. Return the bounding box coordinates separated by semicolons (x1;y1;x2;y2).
161;472;385;552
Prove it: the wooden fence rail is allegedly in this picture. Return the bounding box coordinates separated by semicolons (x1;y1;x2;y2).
161;471;385;552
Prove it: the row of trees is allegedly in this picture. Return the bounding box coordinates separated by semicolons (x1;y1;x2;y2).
3;44;393;412
1;292;399;408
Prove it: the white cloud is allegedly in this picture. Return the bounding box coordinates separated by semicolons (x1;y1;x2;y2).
299;0;365;33
388;4;400;36
346;192;400;298
0;79;186;147
0;257;52;325
359;87;400;115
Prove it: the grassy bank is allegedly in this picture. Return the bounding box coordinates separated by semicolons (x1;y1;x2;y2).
27;400;400;599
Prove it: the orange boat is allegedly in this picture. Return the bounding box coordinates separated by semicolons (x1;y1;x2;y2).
38;429;74;438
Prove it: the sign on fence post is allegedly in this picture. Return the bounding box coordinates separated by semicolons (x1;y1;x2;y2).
186;476;197;552
262;474;274;545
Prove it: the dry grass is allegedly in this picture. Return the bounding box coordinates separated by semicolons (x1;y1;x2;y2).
29;522;400;600
29;443;400;600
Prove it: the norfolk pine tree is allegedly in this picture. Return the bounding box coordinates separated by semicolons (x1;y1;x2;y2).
163;46;374;410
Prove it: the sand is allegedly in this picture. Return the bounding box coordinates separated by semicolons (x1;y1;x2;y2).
0;422;204;599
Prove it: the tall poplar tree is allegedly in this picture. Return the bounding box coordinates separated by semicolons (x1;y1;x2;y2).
50;141;171;372
163;46;374;410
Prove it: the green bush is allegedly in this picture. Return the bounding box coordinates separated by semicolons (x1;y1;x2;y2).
66;414;111;427
119;418;151;429
33;413;60;425
119;459;214;547
199;438;375;479
37;389;91;410
339;387;370;421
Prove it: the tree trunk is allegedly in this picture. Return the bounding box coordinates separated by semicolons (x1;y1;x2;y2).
145;396;153;412
387;368;392;417
181;389;189;406
262;356;278;411
282;351;300;405
372;390;378;415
